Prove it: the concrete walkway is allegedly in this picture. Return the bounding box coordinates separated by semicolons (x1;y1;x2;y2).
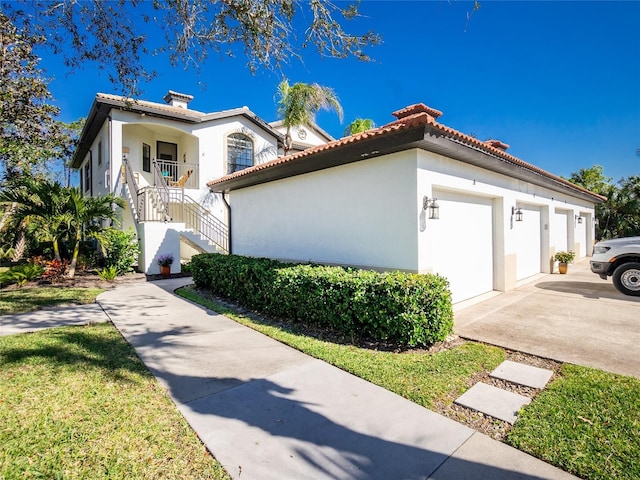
0;303;108;337
86;278;577;480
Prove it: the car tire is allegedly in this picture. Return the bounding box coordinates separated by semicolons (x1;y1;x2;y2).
612;262;640;296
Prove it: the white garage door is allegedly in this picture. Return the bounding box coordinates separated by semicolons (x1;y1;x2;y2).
515;205;542;281
431;191;494;303
552;209;569;253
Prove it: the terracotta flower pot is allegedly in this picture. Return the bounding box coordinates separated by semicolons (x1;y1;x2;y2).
558;262;568;274
160;265;171;277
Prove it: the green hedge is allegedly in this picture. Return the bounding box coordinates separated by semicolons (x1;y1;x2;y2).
190;254;453;347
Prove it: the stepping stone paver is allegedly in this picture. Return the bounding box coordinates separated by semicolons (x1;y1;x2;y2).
454;382;531;424
490;360;554;389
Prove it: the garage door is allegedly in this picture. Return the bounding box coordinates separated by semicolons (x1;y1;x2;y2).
552;209;569;253
431;190;494;303
515;205;542;281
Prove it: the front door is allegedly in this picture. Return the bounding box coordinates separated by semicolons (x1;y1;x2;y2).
157;141;178;180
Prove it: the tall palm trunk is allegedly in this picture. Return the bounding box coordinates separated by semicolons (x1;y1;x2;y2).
0;202;17;231
284;127;293;155
68;230;82;278
11;227;25;262
52;238;61;262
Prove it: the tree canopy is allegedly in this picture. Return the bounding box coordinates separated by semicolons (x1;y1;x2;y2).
1;1;380;177
344;118;376;136
567;165;640;240
0;12;68;180
3;0;381;97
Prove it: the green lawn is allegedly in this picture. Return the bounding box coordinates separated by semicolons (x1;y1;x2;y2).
0;322;230;479
0;287;105;315
179;285;640;480
508;364;640;480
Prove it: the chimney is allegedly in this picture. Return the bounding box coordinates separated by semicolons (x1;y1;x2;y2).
485;139;510;151
163;90;194;109
392;103;443;120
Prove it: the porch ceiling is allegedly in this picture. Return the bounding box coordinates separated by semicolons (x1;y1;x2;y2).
124;122;193;137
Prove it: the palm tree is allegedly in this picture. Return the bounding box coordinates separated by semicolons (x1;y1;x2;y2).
0;178;123;276
276;79;343;154
64;188;123;278
344;118;376;136
0;177;69;261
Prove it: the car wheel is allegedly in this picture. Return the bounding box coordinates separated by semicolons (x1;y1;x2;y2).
612;262;640;296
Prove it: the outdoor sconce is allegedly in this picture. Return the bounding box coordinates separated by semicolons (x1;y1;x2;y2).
423;196;440;220
512;206;523;222
575;215;583;224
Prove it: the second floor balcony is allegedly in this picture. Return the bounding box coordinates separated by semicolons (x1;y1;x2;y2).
155;159;199;189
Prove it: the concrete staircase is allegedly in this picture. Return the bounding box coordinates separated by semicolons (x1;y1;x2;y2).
179;229;226;254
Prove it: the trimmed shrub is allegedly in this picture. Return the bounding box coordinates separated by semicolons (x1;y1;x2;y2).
190;254;453;347
101;228;139;275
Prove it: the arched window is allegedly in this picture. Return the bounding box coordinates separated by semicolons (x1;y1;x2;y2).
227;133;254;174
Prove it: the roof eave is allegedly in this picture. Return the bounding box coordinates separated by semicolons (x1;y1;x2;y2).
71;96;203;169
419;126;606;204
210;121;605;204
100;96;202;123
71;99;109;169
209;125;425;193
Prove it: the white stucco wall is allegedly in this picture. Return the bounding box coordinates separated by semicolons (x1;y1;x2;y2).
137;222;185;275
79;122;111;197
226;147;596;303
230;151;419;270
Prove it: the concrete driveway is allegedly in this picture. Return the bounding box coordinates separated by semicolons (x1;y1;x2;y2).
454;260;640;379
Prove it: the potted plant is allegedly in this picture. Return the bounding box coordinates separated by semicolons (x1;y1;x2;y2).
157;253;174;277
554;251;575;274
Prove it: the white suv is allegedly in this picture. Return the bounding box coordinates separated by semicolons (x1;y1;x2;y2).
590;236;640;296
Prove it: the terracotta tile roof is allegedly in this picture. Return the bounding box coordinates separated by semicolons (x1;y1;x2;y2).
485;139;510;151
207;112;425;187
96;93;205;119
392;103;443;120
207;103;606;202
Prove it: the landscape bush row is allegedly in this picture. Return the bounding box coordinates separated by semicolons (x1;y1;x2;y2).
190;254;453;347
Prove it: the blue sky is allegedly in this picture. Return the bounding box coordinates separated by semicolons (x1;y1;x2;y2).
42;1;639;182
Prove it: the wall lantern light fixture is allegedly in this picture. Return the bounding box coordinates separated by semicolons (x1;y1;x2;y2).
512;206;523;222
575;215;583;224
423;196;440;220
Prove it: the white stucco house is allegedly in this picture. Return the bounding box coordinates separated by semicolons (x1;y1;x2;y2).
71;91;333;274
208;103;605;304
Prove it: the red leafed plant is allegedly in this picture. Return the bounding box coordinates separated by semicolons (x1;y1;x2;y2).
42;259;69;282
